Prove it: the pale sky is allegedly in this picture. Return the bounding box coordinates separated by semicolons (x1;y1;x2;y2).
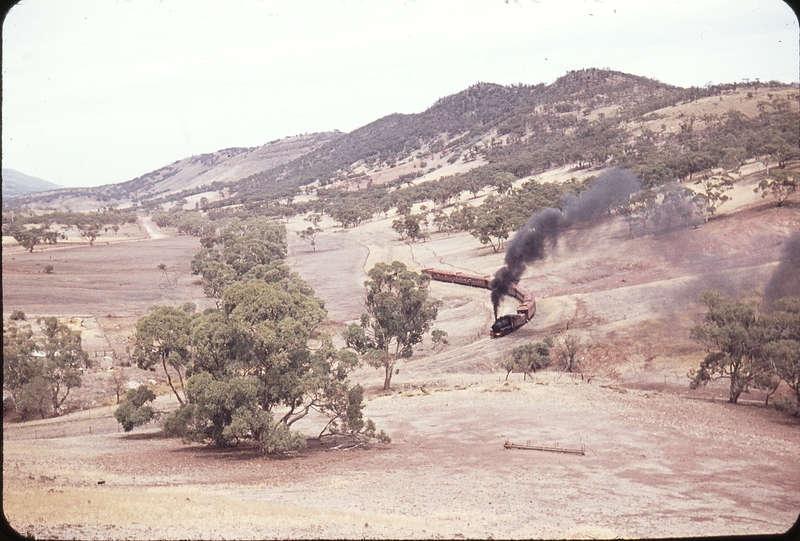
2;0;798;188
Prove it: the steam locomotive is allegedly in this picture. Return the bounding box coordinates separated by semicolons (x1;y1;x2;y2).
421;268;535;337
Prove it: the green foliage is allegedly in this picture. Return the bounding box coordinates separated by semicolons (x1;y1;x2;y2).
297;213;323;252
431;329;449;349
191;217;288;299
466;179;590;252
391;213;429;242
162;352;291;450
773;396;799;416
755;169;799;207
15;377;53;420
2;208;132;249
199;260;238;301
688;292;774;404
446;204;478;232
132;306;192;405
161;305;381;453
78;221;102;245
10;226;41;252
617;183;704;237
762;298;800;409
154;210;218;237
327;200;374;228
691;174;734;220
3;320;37;391
344;261;442;391
114;385;157;432
688;294;800;409
502;337;554;380
2;317;90;419
157;220;385;452
470;195;511;252
217;218;287;274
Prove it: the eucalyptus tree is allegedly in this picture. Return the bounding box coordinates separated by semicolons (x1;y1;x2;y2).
344;261;443;391
502;338;553;380
297;213;324;252
157;278;386;454
2;316;90;418
132;305;193;405
689;292;774;404
755;169;799;207
763;298;800;410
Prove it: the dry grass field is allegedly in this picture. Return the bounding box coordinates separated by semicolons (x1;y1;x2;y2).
3;167;800;539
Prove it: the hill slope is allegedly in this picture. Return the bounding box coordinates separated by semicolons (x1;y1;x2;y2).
4;132;339;211
234;69;694;201
5;69;797;212
2;168;63;198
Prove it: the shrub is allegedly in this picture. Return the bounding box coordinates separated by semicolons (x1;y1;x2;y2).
114;385;157;432
773;396;799;417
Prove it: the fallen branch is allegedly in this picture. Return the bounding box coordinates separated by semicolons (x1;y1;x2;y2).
504;440;585;456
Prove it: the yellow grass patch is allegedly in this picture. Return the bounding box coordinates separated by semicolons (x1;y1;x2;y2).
3;484;457;534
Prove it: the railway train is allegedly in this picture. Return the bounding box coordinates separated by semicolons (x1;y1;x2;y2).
421;268;535;337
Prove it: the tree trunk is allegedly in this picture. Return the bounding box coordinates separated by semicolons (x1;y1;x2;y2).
51;382;62;414
176;366;186;395
54;385;70;414
729;376;740;404
162;356;184;406
383;366;392;391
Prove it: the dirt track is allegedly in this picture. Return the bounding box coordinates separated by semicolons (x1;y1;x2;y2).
3;171;800;539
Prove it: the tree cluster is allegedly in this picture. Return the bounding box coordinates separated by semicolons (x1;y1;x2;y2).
466;177;592;252
499;334;584;379
501;338;554;380
151;209;217;237
689;292;800;411
3;315;91;420
2;208;137;251
755;169;799;207
190;217;311;302
129;217;388;453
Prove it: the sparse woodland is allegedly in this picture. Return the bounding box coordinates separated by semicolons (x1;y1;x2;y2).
3;69;800;539
4;69;800;435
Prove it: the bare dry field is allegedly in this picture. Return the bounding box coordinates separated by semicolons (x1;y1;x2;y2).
3;170;800;539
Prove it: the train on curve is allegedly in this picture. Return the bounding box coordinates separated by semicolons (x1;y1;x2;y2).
421;268;535;337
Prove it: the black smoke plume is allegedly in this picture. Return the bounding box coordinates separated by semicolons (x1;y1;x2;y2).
490;168;642;317
763;231;800;312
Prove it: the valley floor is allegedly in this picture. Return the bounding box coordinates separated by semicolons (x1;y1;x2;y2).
3;169;800;539
4;373;799;540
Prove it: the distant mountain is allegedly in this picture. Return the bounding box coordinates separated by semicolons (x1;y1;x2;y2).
233;69;699;201
2;168;63;198
3;132;338;210
5;68;796;212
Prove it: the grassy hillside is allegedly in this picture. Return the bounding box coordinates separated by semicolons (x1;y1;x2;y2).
3;132;338;211
2;168;63;198
5;69;797;214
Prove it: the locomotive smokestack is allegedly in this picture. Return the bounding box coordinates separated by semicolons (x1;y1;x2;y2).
490;168;641;314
